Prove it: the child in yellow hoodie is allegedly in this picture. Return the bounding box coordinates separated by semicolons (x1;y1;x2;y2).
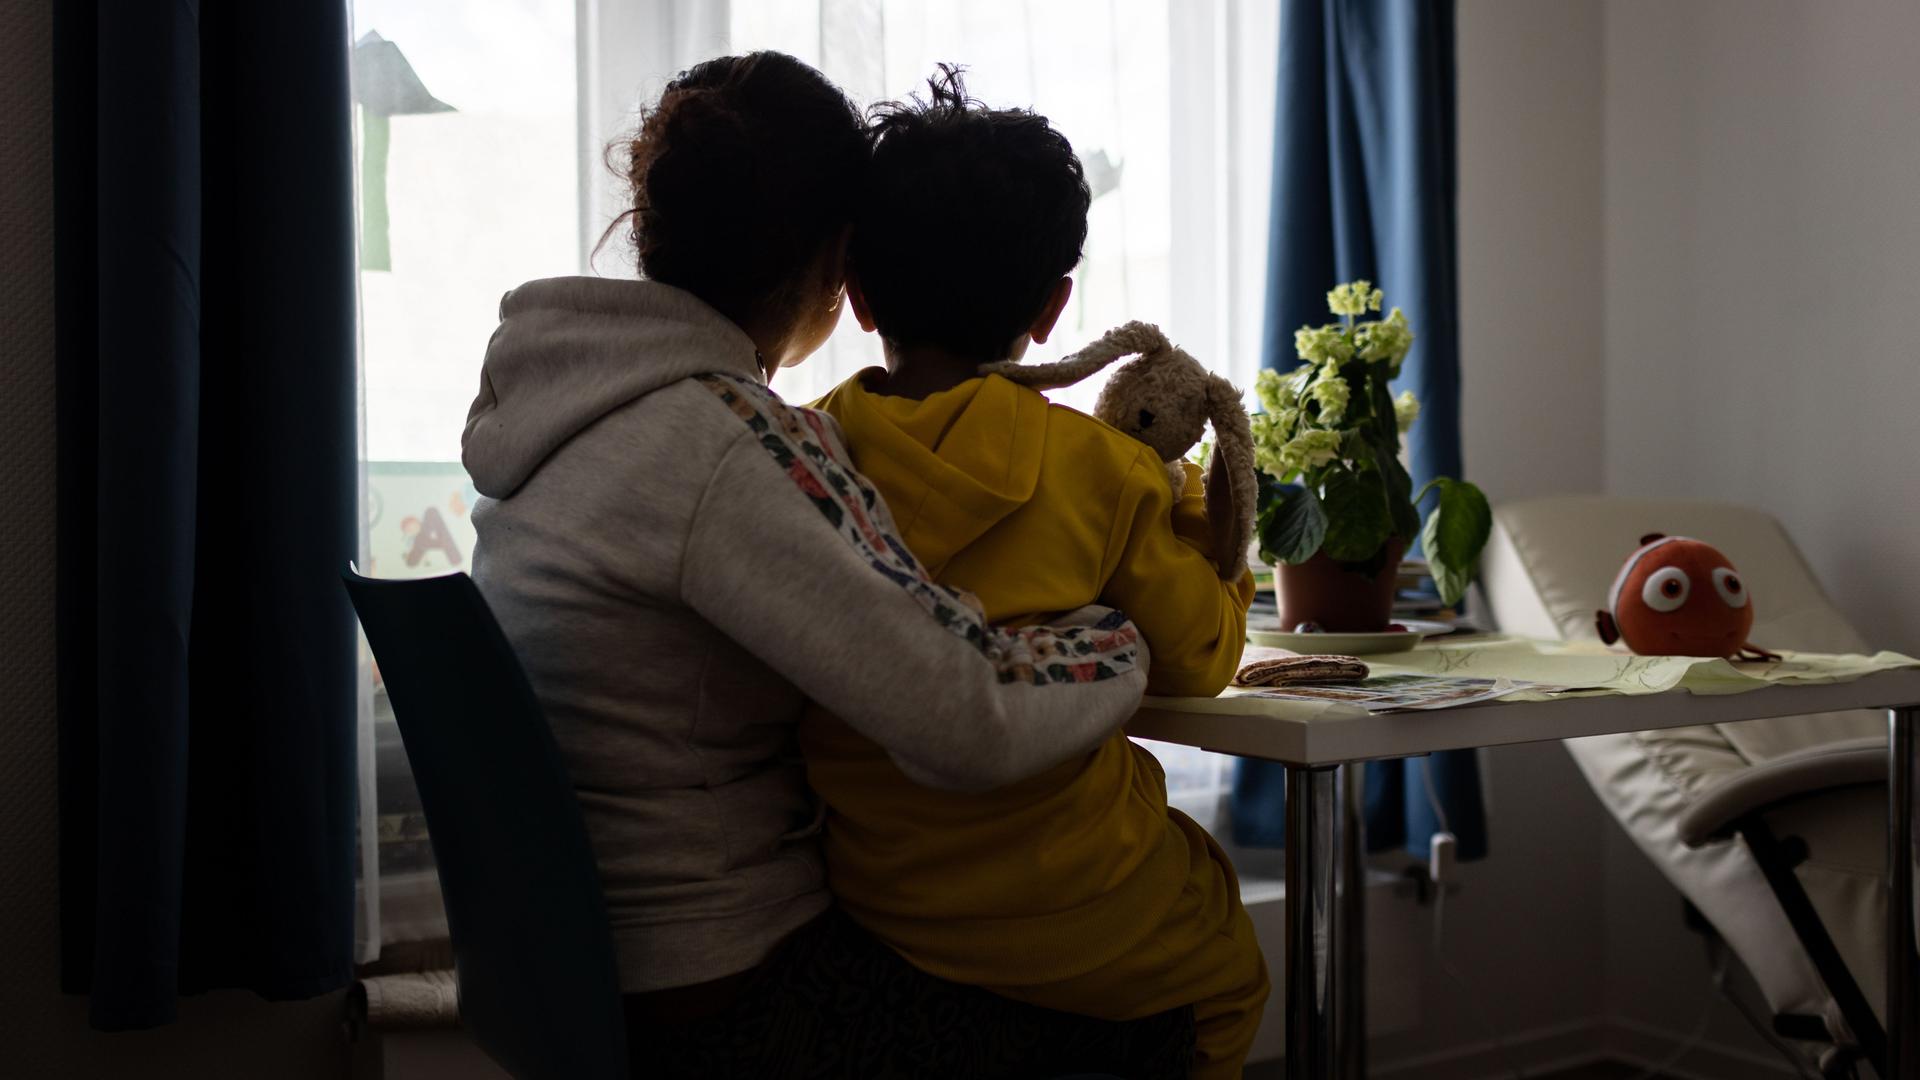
800;68;1268;1080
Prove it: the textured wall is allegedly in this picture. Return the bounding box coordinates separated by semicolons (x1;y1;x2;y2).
0;0;68;1020
0;2;348;1074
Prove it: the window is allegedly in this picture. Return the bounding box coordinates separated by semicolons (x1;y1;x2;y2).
349;0;581;960
726;0;1176;412
349;0;1278;958
697;0;1279;832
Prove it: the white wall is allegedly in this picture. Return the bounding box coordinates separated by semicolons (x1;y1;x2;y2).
1460;0;1608;505
1603;0;1920;655
0;2;349;1075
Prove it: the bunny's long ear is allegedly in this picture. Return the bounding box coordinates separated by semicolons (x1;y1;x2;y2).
1203;372;1259;581
981;320;1171;391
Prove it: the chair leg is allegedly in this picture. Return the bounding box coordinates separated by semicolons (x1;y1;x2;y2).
1738;817;1888;1077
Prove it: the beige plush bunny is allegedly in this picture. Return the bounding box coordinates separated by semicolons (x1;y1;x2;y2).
982;321;1257;581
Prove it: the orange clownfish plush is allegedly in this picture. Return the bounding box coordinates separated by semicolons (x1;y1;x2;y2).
1595;534;1780;661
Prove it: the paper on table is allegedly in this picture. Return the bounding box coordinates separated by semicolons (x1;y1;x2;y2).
1144;635;1920;713
1364;635;1920;701
1238;673;1536;712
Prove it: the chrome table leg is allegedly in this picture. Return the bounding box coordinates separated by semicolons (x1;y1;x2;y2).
1286;764;1340;1078
1336;762;1366;1080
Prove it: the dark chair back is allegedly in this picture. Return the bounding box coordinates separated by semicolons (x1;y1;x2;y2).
343;570;628;1080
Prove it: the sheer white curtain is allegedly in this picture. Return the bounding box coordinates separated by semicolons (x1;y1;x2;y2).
580;0;1275;413
349;0;1277;961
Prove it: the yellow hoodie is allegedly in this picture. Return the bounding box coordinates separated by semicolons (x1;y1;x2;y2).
803;371;1267;1079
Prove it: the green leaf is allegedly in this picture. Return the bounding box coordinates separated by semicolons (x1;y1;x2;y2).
1366;373;1398;443
1370;434;1421;541
1321;469;1394;563
1341;430;1376;469
1357;377;1420;540
1259;485;1329;565
1419;478;1493;606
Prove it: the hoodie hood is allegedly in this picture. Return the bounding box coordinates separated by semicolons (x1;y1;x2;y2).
818;373;1047;574
462;276;762;498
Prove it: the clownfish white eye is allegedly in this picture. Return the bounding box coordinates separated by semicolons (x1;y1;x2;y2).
1712;567;1749;608
1641;566;1691;612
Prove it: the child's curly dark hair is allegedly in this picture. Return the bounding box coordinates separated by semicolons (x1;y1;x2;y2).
853;65;1092;361
608;52;867;331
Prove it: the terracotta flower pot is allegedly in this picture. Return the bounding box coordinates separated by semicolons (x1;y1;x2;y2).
1277;536;1408;633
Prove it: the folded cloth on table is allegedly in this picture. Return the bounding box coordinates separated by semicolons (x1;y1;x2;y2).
1233;654;1368;688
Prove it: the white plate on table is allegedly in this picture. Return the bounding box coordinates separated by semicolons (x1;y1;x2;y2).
1247;618;1454;656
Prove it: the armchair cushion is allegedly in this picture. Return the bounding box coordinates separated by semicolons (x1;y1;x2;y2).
1677;736;1886;846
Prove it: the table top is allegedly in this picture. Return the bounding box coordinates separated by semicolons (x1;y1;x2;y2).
1127;639;1920;766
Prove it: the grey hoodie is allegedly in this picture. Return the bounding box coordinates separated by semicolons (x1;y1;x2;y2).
463;277;1151;992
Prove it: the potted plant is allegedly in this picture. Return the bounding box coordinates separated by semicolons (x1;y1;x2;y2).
1252;280;1490;631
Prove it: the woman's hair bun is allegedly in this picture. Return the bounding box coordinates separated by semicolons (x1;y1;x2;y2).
610;52;866;329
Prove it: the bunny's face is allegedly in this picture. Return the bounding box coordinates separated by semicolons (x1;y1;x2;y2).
1093;351;1213;463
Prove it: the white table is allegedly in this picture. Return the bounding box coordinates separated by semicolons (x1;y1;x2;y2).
1129;663;1920;1079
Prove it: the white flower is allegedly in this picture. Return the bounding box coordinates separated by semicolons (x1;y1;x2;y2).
1394;389;1421;433
1251;412;1291;478
1327;280;1382;317
1294;325;1353;365
1383;308;1414;363
1283;429;1344;472
1356;308;1414;364
1288;363;1319;399
1254;368;1288;412
1311;365;1350;424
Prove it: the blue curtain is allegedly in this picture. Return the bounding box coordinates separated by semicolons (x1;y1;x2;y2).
1230;0;1487;861
54;2;360;1030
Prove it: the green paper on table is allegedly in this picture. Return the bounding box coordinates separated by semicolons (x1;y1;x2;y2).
1371;635;1920;701
1150;634;1920;711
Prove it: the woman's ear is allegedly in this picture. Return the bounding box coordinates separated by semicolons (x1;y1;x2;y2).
1027;277;1075;344
845;265;878;333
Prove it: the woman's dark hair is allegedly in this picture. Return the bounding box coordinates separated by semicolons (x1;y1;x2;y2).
852;65;1091;361
609;52;867;330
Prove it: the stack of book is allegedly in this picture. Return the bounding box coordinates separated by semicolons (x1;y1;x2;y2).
1393;558;1458;621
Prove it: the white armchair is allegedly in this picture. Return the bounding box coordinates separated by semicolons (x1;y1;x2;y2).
1480;495;1892;1077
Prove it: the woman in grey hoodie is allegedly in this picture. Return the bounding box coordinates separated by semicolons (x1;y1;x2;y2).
463;52;1195;1078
